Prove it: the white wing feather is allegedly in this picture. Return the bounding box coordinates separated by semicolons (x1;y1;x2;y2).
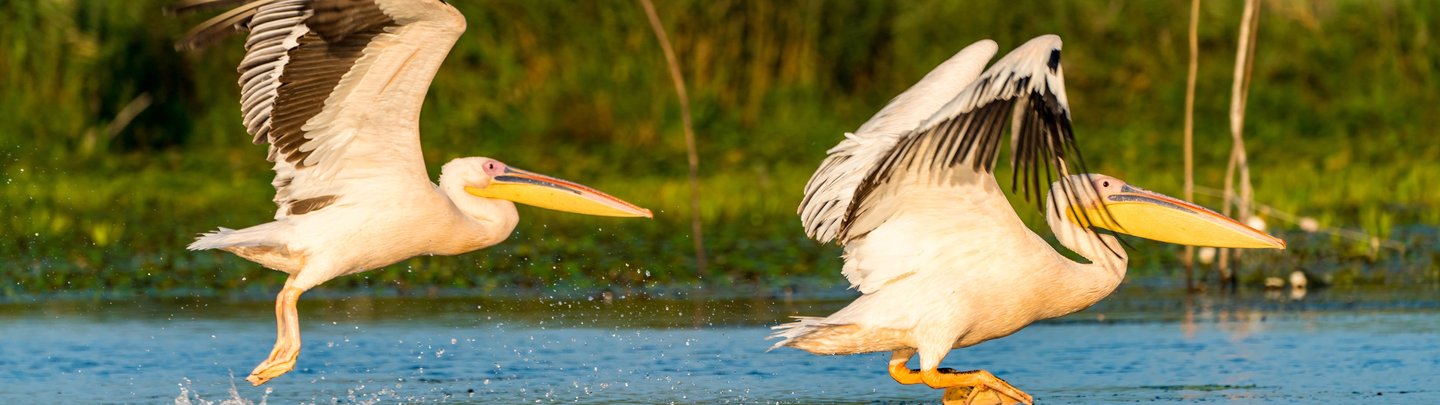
798;40;998;244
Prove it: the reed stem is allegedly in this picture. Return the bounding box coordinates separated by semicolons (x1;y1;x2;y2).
639;0;709;281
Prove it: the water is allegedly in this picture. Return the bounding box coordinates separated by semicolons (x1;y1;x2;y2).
2;286;1438;404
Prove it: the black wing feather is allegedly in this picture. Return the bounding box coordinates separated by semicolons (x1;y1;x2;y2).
838;36;1099;243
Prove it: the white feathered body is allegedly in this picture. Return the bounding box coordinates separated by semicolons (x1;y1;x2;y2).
190;158;518;289
774;174;1120;356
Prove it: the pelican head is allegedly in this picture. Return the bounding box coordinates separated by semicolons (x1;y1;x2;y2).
454;157;652;218
1056;174;1284;249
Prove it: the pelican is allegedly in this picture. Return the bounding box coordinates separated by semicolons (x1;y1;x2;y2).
770;36;1284;404
171;0;651;386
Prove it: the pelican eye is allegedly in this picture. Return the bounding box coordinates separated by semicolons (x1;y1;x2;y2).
483;161;507;176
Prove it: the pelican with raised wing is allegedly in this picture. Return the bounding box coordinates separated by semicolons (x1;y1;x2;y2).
771;36;1284;404
171;0;651;386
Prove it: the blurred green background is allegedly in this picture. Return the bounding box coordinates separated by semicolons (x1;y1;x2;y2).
1;0;1436;297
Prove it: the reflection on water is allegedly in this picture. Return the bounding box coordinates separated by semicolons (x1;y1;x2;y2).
1;285;1438;403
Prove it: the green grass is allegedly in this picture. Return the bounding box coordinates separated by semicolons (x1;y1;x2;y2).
1;0;1437;297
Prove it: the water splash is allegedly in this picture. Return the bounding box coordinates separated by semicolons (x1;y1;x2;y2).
174;377;269;405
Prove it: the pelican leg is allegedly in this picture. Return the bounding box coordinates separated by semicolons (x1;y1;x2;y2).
921;368;1033;405
246;277;307;386
888;349;924;385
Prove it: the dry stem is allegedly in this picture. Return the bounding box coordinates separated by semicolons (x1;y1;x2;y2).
639;0;709;280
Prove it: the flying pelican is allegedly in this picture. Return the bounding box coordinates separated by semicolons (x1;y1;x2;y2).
771;36;1284;404
171;0;652;386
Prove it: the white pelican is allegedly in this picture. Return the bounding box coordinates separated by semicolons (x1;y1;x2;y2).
771;36;1284;404
171;0;652;386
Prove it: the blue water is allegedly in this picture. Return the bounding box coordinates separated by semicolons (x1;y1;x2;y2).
1;286;1438;404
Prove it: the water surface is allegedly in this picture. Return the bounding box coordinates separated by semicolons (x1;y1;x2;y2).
2;285;1437;403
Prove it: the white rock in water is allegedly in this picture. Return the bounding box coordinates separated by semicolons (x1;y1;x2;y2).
1290;270;1308;290
1197;247;1217;265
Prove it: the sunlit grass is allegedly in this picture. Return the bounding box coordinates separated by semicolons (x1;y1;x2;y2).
2;0;1436;296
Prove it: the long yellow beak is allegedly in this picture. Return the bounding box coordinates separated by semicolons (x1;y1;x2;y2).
465;167;652;218
1077;184;1284;249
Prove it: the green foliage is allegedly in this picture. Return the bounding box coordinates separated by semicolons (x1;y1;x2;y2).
1;0;1436;296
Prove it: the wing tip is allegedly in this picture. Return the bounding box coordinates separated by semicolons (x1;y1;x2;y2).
970;38;1000;53
169;0;262;51
1016;34;1063;59
1032;34;1063;47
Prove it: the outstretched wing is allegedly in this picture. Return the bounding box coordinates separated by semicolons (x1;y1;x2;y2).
798;40;999;243
173;0;466;219
800;35;1097;293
